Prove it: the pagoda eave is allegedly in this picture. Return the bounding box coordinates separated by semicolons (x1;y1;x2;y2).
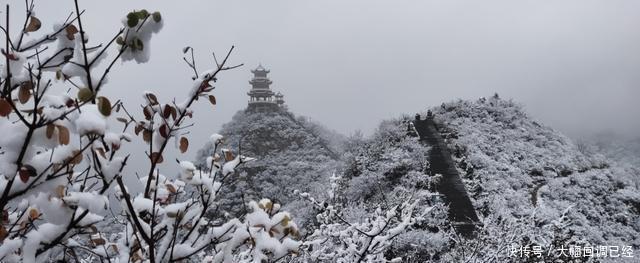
249;80;273;85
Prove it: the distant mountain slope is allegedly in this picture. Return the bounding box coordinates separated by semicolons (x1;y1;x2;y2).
590;134;640;168
340;118;431;206
426;96;640;261
194;109;341;224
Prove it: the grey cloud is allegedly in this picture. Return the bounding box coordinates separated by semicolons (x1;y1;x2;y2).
25;0;640;176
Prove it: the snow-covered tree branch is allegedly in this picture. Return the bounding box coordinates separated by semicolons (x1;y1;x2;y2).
0;2;301;262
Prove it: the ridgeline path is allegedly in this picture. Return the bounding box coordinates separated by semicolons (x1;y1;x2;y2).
414;115;480;237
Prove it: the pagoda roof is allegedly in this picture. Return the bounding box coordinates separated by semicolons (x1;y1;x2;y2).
251;64;270;74
249;79;273;85
247;90;275;96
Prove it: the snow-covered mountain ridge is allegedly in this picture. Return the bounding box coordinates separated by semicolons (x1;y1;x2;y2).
424;95;639;261
195;96;639;262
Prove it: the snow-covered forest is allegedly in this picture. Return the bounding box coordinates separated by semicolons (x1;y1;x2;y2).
1;1;639;262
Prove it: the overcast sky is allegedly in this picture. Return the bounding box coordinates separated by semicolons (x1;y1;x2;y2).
17;0;640;177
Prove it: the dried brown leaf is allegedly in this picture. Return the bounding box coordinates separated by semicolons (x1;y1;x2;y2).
0;99;11;117
2;210;8;224
179;137;188;153
66;24;78;40
65;98;75;108
142;129;152;143
19;82;32;104
46;124;55;139
224;151;234;162
170;106;177;120
145;93;159;105
165;183;177;194
77;87;93;102
97;96;112;117
25;16;42;32
28;208;39;220
69;150;83;165
159;124;169;138
57;125;70;145
55;185;65;198
0;225;7;242
151;152;164;164
162;105;171;119
143;105;153;120
91;237;106;246
19;165;36;183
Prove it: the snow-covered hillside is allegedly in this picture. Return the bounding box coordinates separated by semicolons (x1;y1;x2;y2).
192;96;639;262
338;118;450;261
426;95;640;262
194;109;341;225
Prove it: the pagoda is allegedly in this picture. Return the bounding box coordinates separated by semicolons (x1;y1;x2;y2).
247;64;286;112
275;92;286;109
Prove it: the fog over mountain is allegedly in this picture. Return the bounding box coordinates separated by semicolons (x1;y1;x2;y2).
18;0;639;187
3;1;640;261
27;0;640;142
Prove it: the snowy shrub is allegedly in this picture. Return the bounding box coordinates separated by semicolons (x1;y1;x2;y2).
0;2;302;262
332;118;451;261
294;173;435;263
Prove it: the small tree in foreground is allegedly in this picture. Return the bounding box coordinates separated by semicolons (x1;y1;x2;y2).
0;1;304;262
0;1;424;262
